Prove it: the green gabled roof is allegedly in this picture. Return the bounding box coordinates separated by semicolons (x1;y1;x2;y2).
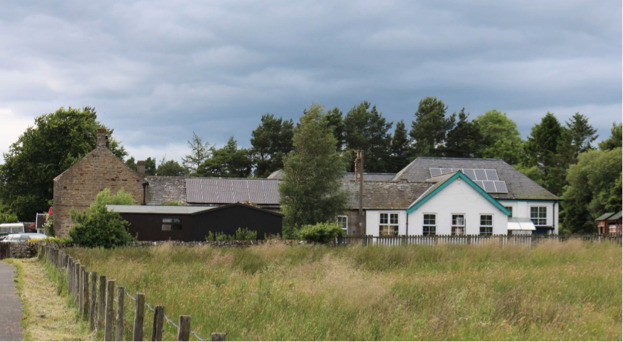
407;171;511;215
595;212;615;221
596;211;622;221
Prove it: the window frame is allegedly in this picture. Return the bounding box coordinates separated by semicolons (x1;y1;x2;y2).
480;214;493;236
451;214;465;236
162;217;182;231
530;207;547;226
379;212;399;236
337;215;348;232
423;213;436;236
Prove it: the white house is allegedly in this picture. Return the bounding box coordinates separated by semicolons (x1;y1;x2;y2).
348;157;560;236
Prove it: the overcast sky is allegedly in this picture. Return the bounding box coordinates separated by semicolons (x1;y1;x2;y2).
1;1;621;164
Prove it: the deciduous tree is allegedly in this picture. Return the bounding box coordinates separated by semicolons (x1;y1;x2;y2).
279;104;347;238
157;158;187;176
473;109;524;164
198;137;252;177
0;107;125;221
561;148;622;233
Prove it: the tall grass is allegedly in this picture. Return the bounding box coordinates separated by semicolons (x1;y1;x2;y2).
66;239;622;340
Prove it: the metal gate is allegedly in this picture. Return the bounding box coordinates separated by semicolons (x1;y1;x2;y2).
0;243;10;260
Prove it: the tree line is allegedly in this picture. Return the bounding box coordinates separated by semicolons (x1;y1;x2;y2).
0;99;620;234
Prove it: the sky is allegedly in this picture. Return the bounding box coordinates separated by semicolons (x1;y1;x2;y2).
0;1;621;164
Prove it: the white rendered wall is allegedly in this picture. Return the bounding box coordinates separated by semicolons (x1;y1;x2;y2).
407;178;509;235
365;210;407;236
498;200;559;234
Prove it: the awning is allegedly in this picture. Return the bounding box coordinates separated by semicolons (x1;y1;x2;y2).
507;217;536;231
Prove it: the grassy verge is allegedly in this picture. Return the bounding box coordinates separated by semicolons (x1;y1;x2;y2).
5;257;94;341
66;239;622;341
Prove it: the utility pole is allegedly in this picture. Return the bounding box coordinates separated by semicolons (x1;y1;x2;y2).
355;150;364;236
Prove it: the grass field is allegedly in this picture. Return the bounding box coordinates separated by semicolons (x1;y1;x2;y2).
65;240;622;341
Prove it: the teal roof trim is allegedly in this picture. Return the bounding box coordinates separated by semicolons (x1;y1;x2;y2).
407;171;511;215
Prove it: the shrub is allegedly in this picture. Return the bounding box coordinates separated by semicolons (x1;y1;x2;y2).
235;227;257;240
68;189;135;248
205;228;258;241
296;222;344;244
43;214;55;237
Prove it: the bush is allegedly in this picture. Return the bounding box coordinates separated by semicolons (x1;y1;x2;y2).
68;188;135;248
296;222;344;244
205;228;258;241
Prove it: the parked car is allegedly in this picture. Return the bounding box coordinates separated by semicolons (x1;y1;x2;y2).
2;233;48;242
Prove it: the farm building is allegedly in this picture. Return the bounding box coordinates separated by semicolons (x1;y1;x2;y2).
107;203;282;241
596;211;622;234
53;130;560;239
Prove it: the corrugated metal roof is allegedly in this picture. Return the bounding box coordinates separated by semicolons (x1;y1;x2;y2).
595;212;615;221
107;205;217;215
185;178;281;205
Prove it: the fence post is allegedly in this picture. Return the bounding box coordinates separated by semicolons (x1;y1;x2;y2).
105;279;115;341
90;272;97;332
152;305;164;341
116;286;125;341
74;262;80;306
98;275;107;333
133;293;146;341
66;259;72;297
82;267;89;321
211;333;227;341
177;315;191;341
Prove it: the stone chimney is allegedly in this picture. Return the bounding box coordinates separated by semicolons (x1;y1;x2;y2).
96;128;108;148
137;160;146;177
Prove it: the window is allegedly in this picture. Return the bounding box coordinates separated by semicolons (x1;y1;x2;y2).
452;215;465;236
530;207;547;226
379;213;399;236
162;218;182;231
504;206;513;217
480;215;493;235
337;215;348;232
423;214;436;236
609;223;617;234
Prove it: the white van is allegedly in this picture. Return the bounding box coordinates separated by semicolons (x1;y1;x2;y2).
0;223;25;239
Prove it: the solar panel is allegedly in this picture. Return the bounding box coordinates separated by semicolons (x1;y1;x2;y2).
429;168;443;177
474;169;487;180
463;169;476;180
441;168;454;174
494;181;508;193
473;180;485;189
485;169;499;181
483;180;496;192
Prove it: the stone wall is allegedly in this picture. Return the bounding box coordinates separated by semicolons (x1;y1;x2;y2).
53;146;145;237
7;242;38;258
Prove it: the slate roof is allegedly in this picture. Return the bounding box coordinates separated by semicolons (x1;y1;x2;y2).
342;181;432;210
267;169;395;182
393;157;559;200
185;178;281;205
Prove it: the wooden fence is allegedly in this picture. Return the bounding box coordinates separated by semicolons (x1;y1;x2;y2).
339;234;622;247
39;244;226;341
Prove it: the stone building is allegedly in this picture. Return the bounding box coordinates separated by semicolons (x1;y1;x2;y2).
53;129;146;237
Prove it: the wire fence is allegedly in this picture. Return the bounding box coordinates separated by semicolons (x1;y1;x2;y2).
39;244;226;341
